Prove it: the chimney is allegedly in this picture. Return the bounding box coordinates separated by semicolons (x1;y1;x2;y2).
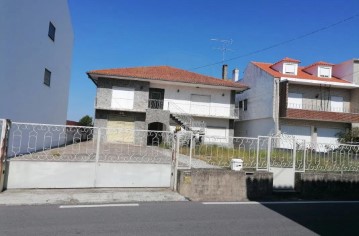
232;68;239;82
222;64;228;80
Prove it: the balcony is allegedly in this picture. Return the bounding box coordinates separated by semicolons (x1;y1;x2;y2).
147;99;238;119
281;103;359;123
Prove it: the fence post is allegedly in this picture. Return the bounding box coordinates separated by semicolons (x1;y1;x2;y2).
256;137;260;171
170;132;177;190
267;137;271;171
303;140;306;172
0;119;11;192
93;128;101;187
292;137;296;171
189;133;193;169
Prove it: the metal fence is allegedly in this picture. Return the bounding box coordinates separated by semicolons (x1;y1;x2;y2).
4;121;359;173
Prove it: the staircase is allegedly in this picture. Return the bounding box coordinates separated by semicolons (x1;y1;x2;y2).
168;102;206;134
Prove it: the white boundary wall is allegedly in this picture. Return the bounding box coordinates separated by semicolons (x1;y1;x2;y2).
7;161;171;189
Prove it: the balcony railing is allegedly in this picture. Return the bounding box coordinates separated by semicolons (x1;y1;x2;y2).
148;99;164;110
147;99;238;118
287;103;359;114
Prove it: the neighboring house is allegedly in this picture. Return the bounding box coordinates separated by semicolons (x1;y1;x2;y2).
235;57;359;145
0;0;73;124
87;66;247;144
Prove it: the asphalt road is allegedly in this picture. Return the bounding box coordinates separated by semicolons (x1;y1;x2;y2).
0;202;358;236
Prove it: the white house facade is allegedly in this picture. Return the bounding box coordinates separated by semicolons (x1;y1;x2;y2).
235;57;359;145
87;66;248;144
0;0;74;124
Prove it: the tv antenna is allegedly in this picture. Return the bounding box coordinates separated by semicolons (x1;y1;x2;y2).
211;38;233;63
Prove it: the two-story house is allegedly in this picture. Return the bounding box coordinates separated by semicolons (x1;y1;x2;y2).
235;57;359;145
87;66;247;144
0;0;73;124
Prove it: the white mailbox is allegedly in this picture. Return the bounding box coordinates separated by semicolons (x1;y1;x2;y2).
230;159;243;171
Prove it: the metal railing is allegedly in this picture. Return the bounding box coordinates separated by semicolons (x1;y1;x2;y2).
4;120;359;172
287;103;359;114
167;102;206;131
148;99;164;109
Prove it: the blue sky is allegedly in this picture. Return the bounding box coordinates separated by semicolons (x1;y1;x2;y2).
67;0;359;121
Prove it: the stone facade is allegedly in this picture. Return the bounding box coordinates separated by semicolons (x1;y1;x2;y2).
96;77;149;111
145;109;170;130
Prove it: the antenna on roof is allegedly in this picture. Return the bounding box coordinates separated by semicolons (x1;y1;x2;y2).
210;38;233;63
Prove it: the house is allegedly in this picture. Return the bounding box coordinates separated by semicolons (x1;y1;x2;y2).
235;57;359;145
87;65;247;144
0;0;73;124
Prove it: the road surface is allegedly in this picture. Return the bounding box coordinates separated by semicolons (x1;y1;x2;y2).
0;201;358;235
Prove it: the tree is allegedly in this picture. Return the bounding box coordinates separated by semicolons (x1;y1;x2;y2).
78;115;93;127
337;127;359;143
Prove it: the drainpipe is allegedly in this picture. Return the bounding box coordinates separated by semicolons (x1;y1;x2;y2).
274;78;280;135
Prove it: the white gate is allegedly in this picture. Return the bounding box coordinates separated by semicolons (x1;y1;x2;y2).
5;122;184;189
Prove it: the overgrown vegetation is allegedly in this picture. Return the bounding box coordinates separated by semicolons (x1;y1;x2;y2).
177;144;359;172
78;115;93;127
337;127;359;143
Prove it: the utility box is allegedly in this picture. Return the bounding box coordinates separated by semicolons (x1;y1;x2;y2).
231;159;243;171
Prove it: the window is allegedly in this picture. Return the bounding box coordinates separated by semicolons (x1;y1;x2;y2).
284;63;297;75
239;99;248;111
318;66;331;78
44;69;51;87
111;87;135;109
48;22;56;41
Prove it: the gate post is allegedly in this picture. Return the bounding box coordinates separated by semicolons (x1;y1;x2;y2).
170;131;180;191
266;137;271;171
0;119;11;192
93;128;101;188
292;137;296;171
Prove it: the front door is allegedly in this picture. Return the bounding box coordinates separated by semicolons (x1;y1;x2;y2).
149;88;165;109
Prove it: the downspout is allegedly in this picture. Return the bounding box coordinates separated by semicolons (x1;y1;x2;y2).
274;78;280;135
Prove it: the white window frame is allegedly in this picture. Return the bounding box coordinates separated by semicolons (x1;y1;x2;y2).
283;63;297;75
318;66;332;78
111;86;135;110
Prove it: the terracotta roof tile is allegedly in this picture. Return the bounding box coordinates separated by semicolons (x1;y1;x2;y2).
253;62;349;84
87;66;247;89
271;57;301;66
303;61;335;70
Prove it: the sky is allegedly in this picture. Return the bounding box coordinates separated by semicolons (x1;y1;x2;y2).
67;0;359;121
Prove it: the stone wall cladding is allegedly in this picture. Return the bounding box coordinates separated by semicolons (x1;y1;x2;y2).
145;109;170;130
96;77;150;111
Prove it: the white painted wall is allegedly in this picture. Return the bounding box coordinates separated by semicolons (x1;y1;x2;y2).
333;59;358;84
7;161;171;188
234;118;275;137
236;63;275;121
151;83;232;118
0;0;73;124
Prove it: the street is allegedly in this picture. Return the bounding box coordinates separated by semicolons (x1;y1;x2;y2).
0;201;358;236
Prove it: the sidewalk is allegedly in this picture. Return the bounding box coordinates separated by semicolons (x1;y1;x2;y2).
0;188;187;206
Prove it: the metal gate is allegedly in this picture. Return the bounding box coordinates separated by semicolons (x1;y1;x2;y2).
4;122;190;189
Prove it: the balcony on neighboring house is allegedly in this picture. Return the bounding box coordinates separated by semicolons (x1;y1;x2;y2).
280;102;359;123
147;99;239;119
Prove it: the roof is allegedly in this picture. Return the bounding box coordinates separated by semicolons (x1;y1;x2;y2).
303;61;335;70
252;62;350;84
271;57;301;66
87;66;247;90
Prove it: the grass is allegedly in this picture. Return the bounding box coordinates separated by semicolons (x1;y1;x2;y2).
177;144;359;171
